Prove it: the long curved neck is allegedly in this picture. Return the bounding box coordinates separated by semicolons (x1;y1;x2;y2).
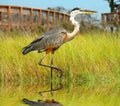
67;16;80;39
69;24;80;37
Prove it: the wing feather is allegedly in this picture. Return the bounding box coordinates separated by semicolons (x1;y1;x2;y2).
22;27;67;54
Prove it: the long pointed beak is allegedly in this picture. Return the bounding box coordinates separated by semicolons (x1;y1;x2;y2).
80;9;97;14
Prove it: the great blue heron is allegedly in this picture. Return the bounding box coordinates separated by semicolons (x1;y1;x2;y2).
22;8;96;78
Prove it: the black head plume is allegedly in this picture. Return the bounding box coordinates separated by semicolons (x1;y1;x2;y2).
71;7;81;12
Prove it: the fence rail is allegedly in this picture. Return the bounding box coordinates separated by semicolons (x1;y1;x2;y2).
0;5;70;31
102;12;120;26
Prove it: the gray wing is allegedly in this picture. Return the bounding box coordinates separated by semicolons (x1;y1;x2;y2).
32;27;67;51
22;27;67;54
30;27;66;45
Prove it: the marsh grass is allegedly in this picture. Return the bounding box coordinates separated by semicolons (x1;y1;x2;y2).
0;31;120;85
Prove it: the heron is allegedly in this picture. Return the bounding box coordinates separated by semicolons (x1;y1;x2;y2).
22;8;97;78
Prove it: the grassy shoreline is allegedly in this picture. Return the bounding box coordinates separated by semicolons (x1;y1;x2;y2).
0;31;120;85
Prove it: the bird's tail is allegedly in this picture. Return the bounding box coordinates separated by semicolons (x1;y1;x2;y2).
22;45;33;55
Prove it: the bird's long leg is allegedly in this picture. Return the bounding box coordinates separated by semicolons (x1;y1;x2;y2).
38;53;63;78
50;53;54;80
50;53;54;97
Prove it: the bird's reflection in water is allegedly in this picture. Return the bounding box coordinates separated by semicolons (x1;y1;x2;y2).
23;80;63;106
23;99;62;106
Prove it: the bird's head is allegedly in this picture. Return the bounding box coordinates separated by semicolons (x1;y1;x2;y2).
70;8;97;25
70;7;97;17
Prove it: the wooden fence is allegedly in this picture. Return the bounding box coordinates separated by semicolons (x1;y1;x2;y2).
102;12;120;26
0;5;70;31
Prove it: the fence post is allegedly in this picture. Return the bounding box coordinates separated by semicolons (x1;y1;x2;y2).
30;8;33;30
53;11;56;28
39;9;42;25
58;13;60;23
20;7;23;30
46;10;49;31
101;14;104;26
63;14;65;22
8;6;11;31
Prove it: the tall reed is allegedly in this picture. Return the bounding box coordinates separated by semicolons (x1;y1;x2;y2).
0;31;120;85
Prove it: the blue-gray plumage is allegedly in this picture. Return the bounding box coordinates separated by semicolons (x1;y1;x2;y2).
22;8;97;77
22;27;67;54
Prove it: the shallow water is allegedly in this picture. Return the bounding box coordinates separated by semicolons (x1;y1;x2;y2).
0;79;120;106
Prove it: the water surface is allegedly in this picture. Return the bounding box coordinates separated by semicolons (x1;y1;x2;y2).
0;79;120;106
